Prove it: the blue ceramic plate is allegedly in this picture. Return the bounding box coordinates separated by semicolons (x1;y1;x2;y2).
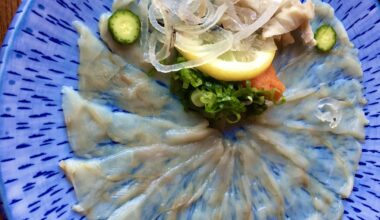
0;0;379;219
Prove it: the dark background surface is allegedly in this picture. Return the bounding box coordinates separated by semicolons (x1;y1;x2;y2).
0;1;21;219
0;0;21;42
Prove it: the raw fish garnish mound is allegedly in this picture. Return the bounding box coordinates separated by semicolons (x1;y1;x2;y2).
60;1;367;219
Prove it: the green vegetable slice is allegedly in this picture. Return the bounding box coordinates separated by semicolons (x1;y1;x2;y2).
108;9;141;45
315;24;337;52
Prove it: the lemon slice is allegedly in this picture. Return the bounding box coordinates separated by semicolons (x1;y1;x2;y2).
178;49;276;81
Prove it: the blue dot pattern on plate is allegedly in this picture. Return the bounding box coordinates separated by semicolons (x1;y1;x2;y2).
0;0;379;220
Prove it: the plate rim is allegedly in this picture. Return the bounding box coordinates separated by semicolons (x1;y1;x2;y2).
0;0;379;219
0;1;35;219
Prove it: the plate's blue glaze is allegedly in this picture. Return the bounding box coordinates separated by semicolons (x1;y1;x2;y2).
0;0;379;219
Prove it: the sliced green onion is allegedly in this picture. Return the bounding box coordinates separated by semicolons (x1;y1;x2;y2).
170;57;286;123
191;90;205;107
226;113;241;124
200;91;217;108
